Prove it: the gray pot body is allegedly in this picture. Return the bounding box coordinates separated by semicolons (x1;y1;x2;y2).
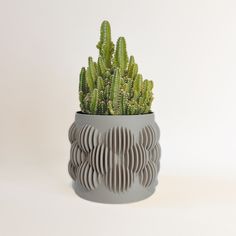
68;112;161;204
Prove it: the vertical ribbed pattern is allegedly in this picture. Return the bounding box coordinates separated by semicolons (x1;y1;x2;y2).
76;161;100;191
126;143;148;173
149;143;161;164
68;161;77;181
104;126;134;155
105;164;134;193
68;122;77;143
89;144;115;175
153;123;160;143
139;125;157;151
139;161;157;187
77;124;101;153
70;141;86;167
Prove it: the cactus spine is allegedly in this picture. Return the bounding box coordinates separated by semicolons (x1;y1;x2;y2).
78;20;154;115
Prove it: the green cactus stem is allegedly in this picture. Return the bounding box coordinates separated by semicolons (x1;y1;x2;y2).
133;74;143;99
86;67;94;91
114;37;128;77
96;20;114;68
110;69;121;114
79;67;87;110
98;56;106;76
127;56;135;78
97;76;104;91
90;89;99;114
88;57;97;84
79;67;87;93
131;63;138;79
120;90;128;114
108;100;115;115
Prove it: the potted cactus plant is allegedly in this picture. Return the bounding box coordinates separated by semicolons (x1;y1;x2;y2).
68;20;161;203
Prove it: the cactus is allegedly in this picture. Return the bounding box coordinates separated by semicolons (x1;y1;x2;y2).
110;69;121;114
78;20;154;115
133;74;143;99
96;20;114;68
90;89;99;114
113;37;128;76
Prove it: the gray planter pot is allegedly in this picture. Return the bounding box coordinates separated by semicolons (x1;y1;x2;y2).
68;112;161;204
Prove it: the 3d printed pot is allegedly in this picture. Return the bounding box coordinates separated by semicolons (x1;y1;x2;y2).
68;112;161;204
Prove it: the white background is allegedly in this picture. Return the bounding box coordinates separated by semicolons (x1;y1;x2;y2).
0;0;236;235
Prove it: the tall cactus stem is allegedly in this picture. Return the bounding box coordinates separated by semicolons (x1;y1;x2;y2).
96;20;114;67
127;56;135;78
114;37;128;76
111;69;121;114
90;89;99;114
133;74;143;99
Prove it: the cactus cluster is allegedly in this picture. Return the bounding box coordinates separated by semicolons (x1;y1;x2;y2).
79;20;154;115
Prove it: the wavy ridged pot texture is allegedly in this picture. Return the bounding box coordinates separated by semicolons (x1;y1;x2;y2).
68;112;161;204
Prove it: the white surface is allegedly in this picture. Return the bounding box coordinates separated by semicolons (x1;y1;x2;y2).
1;161;236;235
0;0;236;235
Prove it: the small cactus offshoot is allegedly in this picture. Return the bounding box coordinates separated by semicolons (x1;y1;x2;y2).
79;20;154;115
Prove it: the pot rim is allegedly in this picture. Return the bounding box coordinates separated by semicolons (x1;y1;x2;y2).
76;111;154;118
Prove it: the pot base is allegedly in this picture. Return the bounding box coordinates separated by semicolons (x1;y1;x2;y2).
73;178;157;204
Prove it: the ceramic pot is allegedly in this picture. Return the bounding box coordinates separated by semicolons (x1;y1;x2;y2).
68;112;161;204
